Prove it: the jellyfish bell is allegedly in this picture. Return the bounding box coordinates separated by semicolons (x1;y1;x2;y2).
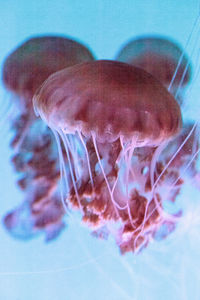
2;35;95;148
34;60;181;146
116;36;192;97
34;60;183;253
2;35;94;113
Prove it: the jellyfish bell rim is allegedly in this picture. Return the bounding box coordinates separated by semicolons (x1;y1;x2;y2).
116;34;192;88
44;117;180;147
33;59;182;146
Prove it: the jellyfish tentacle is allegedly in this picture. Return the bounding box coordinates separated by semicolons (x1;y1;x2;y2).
67;134;83;180
170;14;200;92
78;130;94;188
125;138;137;197
152;122;197;193
92;133;121;218
171;145;200;189
52;128;69;212
59;129;82;210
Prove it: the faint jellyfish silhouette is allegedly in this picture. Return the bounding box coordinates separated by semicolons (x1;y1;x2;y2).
116;36;192;99
33;60;184;253
116;35;199;188
2;35;95;241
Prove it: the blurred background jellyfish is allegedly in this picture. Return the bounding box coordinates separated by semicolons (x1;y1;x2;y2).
116;36;192;100
33;59;185;253
2;35;94;241
116;35;200;192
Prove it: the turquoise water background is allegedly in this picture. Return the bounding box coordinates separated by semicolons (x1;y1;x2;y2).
0;1;200;299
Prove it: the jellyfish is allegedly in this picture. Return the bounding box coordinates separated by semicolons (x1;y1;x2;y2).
2;35;95;241
116;35;199;180
116;36;192;99
33;59;186;253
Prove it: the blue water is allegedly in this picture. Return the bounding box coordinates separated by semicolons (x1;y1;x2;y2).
0;1;200;299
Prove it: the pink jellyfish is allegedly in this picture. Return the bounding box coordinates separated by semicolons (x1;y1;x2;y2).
116;36;192;98
116;35;199;181
33;60;184;253
2;35;94;241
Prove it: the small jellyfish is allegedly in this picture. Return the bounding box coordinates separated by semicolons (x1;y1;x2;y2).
116;36;192;98
34;60;184;253
2;35;94;241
